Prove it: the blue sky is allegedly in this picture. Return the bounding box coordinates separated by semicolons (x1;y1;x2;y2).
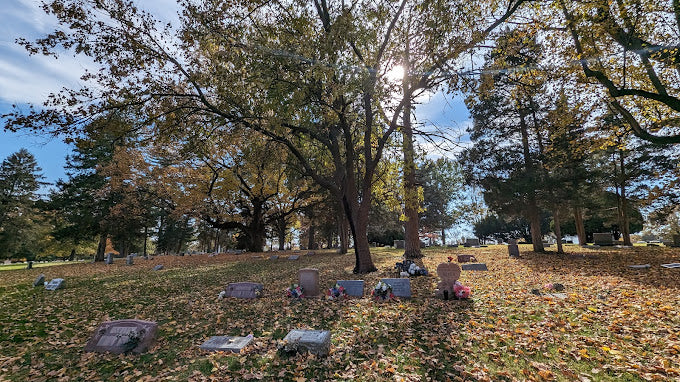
0;0;471;191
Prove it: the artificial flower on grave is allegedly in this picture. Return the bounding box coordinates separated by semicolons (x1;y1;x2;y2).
453;281;471;299
371;280;394;301
326;283;347;300
286;283;304;298
394;259;428;277
447;256;453;263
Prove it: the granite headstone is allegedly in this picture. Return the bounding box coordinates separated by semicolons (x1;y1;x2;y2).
84;319;158;354
200;335;253;353
33;274;45;287
336;280;364;297
298;268;320;297
45;278;64;290
461;263;488;271
593;233;614;246
282;329;331;356
225;282;264;299
381;278;411;298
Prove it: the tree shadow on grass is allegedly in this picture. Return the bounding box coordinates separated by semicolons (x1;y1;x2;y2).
520;246;680;289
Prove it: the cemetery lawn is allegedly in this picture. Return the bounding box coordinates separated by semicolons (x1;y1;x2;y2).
0;261;82;272
1;246;679;381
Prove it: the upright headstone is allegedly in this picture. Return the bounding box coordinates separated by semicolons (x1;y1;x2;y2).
336;280;364;297
105;253;113;264
45;278;64;290
282;329;331;356
225;282;264;299
33;274;45;287
381;278;411;298
593;233;614;246
200;335;253;353
508;244;520;258
84;319;158;354
673;234;680;248
26;261;33;270
126;255;134;265
434;263;461;300
298;268;320;297
464;238;480;247
394;240;405;249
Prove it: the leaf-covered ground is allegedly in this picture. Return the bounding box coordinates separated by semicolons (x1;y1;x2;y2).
1;245;679;381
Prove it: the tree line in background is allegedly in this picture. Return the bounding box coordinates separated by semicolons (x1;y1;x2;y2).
2;0;679;269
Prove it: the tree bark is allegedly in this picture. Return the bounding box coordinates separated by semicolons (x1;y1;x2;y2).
337;200;349;254
307;215;316;250
573;206;587;245
518;112;544;252
95;232;107;262
342;191;376;273
554;208;564;254
401;38;422;259
618;149;632;246
441;227;446;246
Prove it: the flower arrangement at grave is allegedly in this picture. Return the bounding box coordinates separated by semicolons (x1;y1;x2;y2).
453;281;471;299
544;282;564;291
326;283;347;300
286;283;304;298
394;259;428;277
371;280;394;301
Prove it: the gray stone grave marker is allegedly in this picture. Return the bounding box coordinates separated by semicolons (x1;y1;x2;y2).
673;234;680;247
153;265;164;271
393;240;405;249
282;329;331;356
661;263;680;268
126;255;134;265
465;238;480;247
298;269;320;297
447;244;458;248
269;255;279;260
84;319;158;354
45;278;64;290
337;280;364;297
381;278;411;298
508;244;520;258
105;253;113;264
628;264;651;269
593;233;614;246
200;335;253;353
225;282;264;298
288;255;300;260
33;274;45;287
461;263;488;271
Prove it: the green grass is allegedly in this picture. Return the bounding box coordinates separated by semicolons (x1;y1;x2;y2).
0;260;85;271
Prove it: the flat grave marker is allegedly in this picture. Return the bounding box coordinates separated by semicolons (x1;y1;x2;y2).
84;319;158;354
45;278;64;291
199;335;253;353
461;263;488;271
269;255;279;260
381;278;411;298
153;265;164;271
628;264;651;269
661;263;680;269
457;254;476;263
288;255;300;260
225;282;264;299
282;329;331;356
336;280;364;297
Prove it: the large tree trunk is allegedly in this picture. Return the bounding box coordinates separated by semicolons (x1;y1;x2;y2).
573;206;587;245
518;112;544;252
342;193;376;273
95;232;107;262
337;200;349;254
441;228;446;246
554;208;564;254
401;40;422;260
276;217;287;250
307;217;316;250
618;149;632;246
